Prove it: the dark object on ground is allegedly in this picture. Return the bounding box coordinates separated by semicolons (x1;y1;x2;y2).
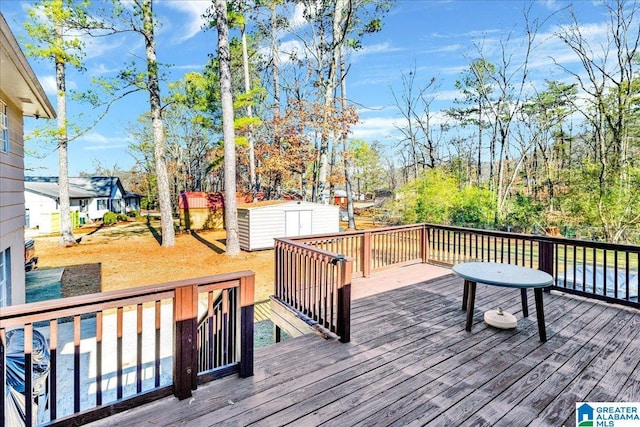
25;240;38;272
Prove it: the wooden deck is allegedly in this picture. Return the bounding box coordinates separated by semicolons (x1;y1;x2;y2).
89;264;640;427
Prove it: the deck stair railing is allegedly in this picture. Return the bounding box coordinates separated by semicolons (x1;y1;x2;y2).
273;238;352;342
1;271;254;427
197;287;239;375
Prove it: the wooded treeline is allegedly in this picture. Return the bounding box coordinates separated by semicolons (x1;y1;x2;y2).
390;1;640;243
24;0;640;246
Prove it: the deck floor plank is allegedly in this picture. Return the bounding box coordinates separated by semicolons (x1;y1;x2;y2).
87;264;640;427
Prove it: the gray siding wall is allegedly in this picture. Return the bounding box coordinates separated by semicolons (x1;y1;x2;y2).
0;93;26;305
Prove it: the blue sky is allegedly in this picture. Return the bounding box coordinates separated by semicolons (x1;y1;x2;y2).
0;0;609;177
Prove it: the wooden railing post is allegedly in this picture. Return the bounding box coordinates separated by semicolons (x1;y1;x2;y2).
173;284;198;400
274;241;282;298
538;239;555;277
336;255;352;343
362;231;371;278
421;225;430;264
239;275;255;377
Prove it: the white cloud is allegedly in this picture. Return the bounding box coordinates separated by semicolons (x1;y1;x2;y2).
82;35;129;60
40;76;57;95
289;3;309;30
79;132;129;150
172;63;206;71
422;44;463;54
40;75;77;95
351;116;402;140
433;89;460;101
351;109;452;142
275;39;306;65
83;144;128;151
162;0;211;43
357;105;396;115
90;63;121;75
435;65;468;76
350;42;405;60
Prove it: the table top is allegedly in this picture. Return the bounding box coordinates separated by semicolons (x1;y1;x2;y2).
452;262;553;288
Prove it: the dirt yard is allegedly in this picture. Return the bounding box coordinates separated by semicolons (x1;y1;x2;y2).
34;220;275;302
33;212;381;303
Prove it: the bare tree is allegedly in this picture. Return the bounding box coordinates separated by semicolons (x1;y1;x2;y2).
554;0;640;241
555;0;640;175
391;69;440;180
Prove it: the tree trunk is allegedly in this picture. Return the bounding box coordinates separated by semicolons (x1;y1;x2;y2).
316;0;346;205
216;0;240;255
340;51;356;230
56;55;75;247
142;0;175;247
477;103;482;186
241;25;256;202
270;3;280;119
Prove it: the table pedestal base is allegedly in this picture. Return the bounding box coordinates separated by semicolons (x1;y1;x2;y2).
463;280;547;342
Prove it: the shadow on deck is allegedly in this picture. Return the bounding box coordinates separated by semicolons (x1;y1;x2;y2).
89;264;640;427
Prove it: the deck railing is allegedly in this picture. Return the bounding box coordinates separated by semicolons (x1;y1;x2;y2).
426;224;639;308
1;271;254;427
292;224;428;278
273;238;352;342
275;224;638;337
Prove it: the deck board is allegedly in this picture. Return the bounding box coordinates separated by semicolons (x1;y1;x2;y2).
88;263;640;427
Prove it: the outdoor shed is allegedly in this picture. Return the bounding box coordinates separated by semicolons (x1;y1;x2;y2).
179;192;224;230
238;201;339;251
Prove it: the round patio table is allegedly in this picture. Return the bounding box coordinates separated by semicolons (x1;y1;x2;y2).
452;262;553;342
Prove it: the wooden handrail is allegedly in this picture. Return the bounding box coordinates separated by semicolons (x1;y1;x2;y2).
1;271;255;426
425;224;640;308
273;238;353;342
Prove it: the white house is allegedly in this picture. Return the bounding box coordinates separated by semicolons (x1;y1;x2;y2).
24;176;140;228
0;13;56;307
237;201;340;251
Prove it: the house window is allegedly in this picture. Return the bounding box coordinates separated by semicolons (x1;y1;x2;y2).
96;199;108;210
0;100;9;153
0;248;11;308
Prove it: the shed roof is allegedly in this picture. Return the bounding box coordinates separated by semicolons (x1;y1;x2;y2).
178;192;224;209
237;200;290;209
237;201;337;211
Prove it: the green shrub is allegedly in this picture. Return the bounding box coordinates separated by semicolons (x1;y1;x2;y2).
397;168;499;229
117;213;129;222
399;169;458;224
450;186;496;227
103;212;117;225
504;193;544;233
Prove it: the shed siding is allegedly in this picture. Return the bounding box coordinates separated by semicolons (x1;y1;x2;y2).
249;208;287;250
239;202;339;251
238;209;250;250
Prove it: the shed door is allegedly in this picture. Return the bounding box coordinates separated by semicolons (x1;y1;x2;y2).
285;210;312;237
